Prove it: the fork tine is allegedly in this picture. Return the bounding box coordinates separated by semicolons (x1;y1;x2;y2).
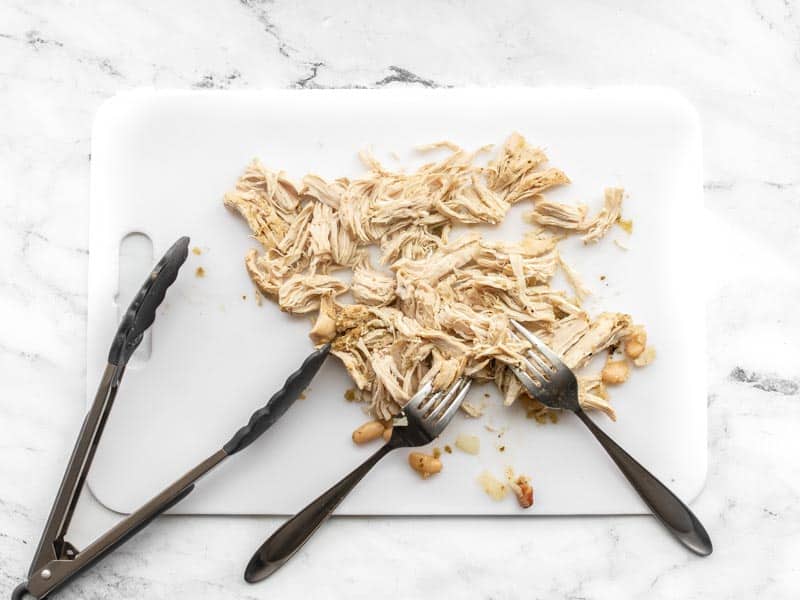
507;327;553;377
428;378;472;427
418;389;443;414
526;348;555;375
510;320;562;367
510;365;543;396
425;378;463;423
406;381;433;415
438;378;472;426
522;354;552;380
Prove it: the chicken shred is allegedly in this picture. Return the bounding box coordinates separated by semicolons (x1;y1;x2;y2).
225;134;648;420
582;187;625;244
526;187;625;245
528;198;588;230
558;254;591;302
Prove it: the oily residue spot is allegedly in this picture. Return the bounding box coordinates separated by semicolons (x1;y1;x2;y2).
192;246;202;255
616;216;633;234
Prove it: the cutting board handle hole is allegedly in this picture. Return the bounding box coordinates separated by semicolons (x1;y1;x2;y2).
117;232;154;367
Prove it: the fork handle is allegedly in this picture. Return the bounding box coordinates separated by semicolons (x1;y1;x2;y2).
244;443;395;583
574;408;712;556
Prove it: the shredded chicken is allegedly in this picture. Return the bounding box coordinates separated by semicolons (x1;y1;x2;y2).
225;133;648;421
525;187;625;245
528;198;588;230
582;187;624;244
558;254;591;302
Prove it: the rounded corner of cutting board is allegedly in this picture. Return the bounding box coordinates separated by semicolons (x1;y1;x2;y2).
681;453;710;506
652;87;702;128
92;89;154;140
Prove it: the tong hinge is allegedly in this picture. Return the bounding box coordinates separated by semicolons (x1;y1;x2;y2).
55;540;79;561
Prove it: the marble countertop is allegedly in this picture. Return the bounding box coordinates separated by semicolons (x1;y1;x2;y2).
1;1;799;598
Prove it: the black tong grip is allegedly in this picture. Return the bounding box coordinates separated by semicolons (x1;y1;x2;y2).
223;344;331;455
108;236;190;366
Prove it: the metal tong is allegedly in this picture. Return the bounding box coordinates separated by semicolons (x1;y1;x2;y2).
12;236;331;599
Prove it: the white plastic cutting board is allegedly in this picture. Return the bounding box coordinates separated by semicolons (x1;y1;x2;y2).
87;88;705;516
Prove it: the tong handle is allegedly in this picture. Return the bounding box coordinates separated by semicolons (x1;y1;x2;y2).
107;236;190;366
223;344;331;455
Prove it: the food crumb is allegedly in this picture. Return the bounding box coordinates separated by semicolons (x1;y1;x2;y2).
432;447;442;459
613;239;629;251
455;434;480;455
484;423;507;435
499;445;506;452
344;388;357;402
241;294;247;301
601;359;630;384
195;266;205;278
483;392;490;399
461;400;485;418
254;290;263;306
548;412;559;424
599;275;606;281
192;246;202;255
298;392;307;400
507;473;534;509
530;411;548;424
478;471;508;501
633;346;656;367
623;325;647;359
444;445;452;454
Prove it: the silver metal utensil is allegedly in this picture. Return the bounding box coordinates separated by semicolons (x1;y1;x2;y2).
244;376;473;583
12;237;331;600
508;319;712;556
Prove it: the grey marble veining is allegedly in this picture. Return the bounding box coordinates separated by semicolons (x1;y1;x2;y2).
1;1;799;598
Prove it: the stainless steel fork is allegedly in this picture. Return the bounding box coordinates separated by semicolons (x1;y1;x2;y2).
244;376;473;582
508;320;712;556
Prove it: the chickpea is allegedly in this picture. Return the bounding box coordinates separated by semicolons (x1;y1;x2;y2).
352;420;385;444
408;452;442;479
